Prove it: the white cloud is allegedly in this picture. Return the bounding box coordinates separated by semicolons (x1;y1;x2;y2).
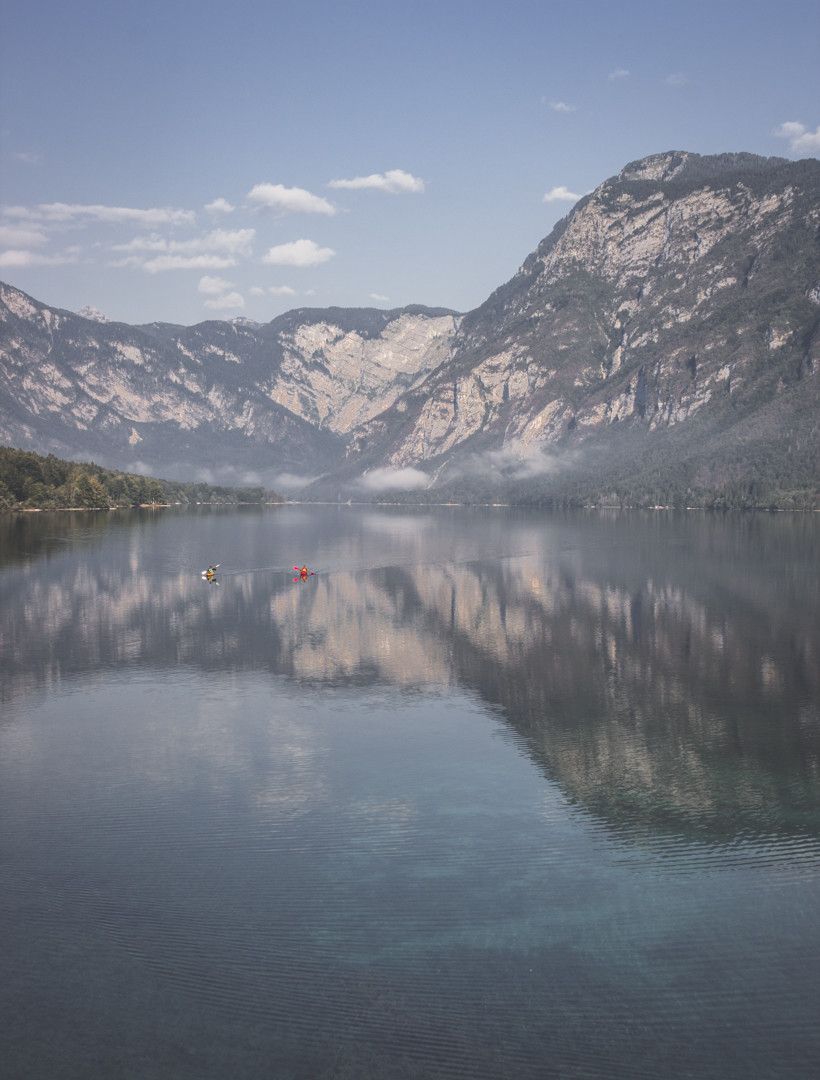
247;183;336;215
250;284;297;297
110;236;169;253
480;443;569;479
543;185;581;203
124;460;153;476
608;68;630;80
198;274;235;295
262;239;334;267
359;466;429;491
0;248;79;267
664;73;688;87
448;441;582;482
328;169;425;193
191;464;269;486
112;228;254;256
109;256;144;268
204;290;244;311
181;227;254;255
547;100;576;113
205;197;235;214
4;202;195;226
775;121;806;139
274;472;319;490
369;293;390;303
12;151;40;164
792;128;820;152
0;225;48;247
774;120;820;154
110;230;254;273
142;254;237;273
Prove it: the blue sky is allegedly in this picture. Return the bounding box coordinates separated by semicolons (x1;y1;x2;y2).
1;0;818;324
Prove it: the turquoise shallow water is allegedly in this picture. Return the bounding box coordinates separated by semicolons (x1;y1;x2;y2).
1;506;818;1078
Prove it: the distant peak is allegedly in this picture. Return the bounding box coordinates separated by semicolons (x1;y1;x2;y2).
617;151;691;182
77;305;109;323
615;150;794;188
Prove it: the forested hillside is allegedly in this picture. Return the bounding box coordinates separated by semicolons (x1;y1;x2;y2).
0;446;274;510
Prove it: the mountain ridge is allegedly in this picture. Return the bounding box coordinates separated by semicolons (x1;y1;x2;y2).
1;149;817;506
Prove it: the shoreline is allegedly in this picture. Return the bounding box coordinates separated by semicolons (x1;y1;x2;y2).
7;500;280;513
5;501;817;515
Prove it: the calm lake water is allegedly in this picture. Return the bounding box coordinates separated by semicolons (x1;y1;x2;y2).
1;505;818;1079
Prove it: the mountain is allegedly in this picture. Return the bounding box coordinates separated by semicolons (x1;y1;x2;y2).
76;305;109;323
0;285;458;485
340;151;819;507
1;150;818;505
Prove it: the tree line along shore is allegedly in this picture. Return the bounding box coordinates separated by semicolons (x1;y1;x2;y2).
0;446;278;511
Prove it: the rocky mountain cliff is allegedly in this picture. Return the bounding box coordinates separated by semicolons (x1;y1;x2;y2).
342;152;819;506
1;150;817;505
0;286;458;483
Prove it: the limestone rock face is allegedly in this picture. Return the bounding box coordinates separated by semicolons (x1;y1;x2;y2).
341;152;818;504
1;151;817;504
267;311;459;434
0;287;456;480
76;305;109;323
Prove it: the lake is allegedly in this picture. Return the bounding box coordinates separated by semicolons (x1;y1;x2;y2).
1;505;818;1079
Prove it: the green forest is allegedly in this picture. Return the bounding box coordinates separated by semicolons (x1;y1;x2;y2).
0;446;276;511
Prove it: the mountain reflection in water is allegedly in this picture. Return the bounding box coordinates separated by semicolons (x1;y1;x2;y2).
2;506;818;854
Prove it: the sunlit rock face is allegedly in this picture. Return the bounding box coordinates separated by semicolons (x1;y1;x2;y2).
268;312;460;434
1;151;817;501
342;152;819;504
0;288;456;480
